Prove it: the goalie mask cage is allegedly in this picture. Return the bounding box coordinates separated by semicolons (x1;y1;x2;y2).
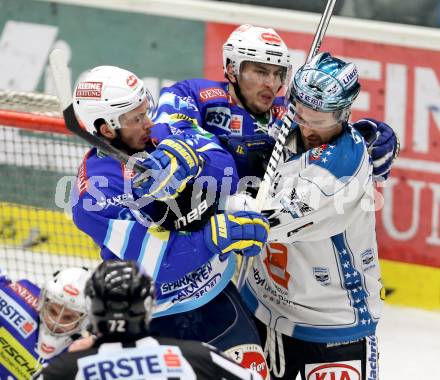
0;90;100;286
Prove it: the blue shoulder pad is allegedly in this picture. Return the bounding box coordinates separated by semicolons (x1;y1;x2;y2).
307;127;366;180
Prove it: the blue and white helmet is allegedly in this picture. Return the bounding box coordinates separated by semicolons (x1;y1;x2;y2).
291;52;360;117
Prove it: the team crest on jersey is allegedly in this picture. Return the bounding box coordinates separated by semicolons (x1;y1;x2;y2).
309;144;328;161
361;249;376;271
225;344;269;380
313;267;331;286
305;360;362;380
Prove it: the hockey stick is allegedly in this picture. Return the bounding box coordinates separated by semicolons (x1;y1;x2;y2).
236;0;338;290
48;49;147;173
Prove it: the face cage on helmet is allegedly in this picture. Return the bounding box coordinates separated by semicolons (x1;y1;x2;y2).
39;296;86;337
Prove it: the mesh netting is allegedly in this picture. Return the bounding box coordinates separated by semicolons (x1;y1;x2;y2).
0;90;99;285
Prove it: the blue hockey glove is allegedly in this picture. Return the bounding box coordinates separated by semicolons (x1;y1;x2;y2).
352;118;400;181
204;211;269;262
219;134;275;178
133;135;202;201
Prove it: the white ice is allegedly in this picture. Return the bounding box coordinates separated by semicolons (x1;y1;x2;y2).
378;304;440;379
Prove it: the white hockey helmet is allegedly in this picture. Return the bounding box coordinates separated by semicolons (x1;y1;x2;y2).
37;267;90;359
223;24;291;85
73;65;155;134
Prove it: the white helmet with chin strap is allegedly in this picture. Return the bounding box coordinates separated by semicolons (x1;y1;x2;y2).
37;267;90;360
223;24;292;86
73;65;155;134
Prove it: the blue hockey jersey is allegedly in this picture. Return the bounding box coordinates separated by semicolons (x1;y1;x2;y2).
0;272;43;379
153;78;286;139
71;126;239;317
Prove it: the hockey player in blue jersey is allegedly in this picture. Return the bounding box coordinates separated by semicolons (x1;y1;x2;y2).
70;66;271;378
153;24;399;182
0;267;89;379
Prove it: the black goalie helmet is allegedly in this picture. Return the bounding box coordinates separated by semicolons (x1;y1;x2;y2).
85;260;155;339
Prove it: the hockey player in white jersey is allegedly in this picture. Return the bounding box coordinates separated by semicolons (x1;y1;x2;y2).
238;52;384;380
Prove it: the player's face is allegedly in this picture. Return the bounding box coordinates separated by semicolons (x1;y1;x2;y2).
237;62;285;114
42;301;83;334
119;100;154;151
294;102;343;150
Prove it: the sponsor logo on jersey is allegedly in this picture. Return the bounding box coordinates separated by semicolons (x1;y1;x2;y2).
260;32;282;46
205;106;231;131
305;360;362;380
0;327;42;379
75;81;103;99
8;282;39;310
97;192;134;210
78;345;188;379
0;290;37;339
225;344;269;380
199;87;228;102
366;336;378;380
313;267;331;286
230;114;243;135
361;249;376;271
264;243;290;289
286;221;314;237
77;151;93;196
158;258;227;304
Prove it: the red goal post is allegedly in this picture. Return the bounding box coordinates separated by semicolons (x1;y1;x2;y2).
0;90;99;285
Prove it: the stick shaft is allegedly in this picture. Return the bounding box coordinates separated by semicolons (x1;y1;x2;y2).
236;0;338;290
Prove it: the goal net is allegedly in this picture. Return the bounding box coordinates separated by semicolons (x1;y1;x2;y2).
0;90;100;286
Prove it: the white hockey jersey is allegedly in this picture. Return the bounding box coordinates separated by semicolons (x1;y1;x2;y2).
241;126;384;343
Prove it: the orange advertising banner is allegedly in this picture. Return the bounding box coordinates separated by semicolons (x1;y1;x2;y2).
204;22;440;268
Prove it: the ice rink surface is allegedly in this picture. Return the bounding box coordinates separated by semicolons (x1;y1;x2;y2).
378;304;440;379
292;304;440;379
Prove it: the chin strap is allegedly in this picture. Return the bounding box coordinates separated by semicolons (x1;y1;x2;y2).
264;326;286;378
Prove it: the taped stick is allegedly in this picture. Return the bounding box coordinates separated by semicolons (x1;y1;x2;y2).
236;0;338;290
